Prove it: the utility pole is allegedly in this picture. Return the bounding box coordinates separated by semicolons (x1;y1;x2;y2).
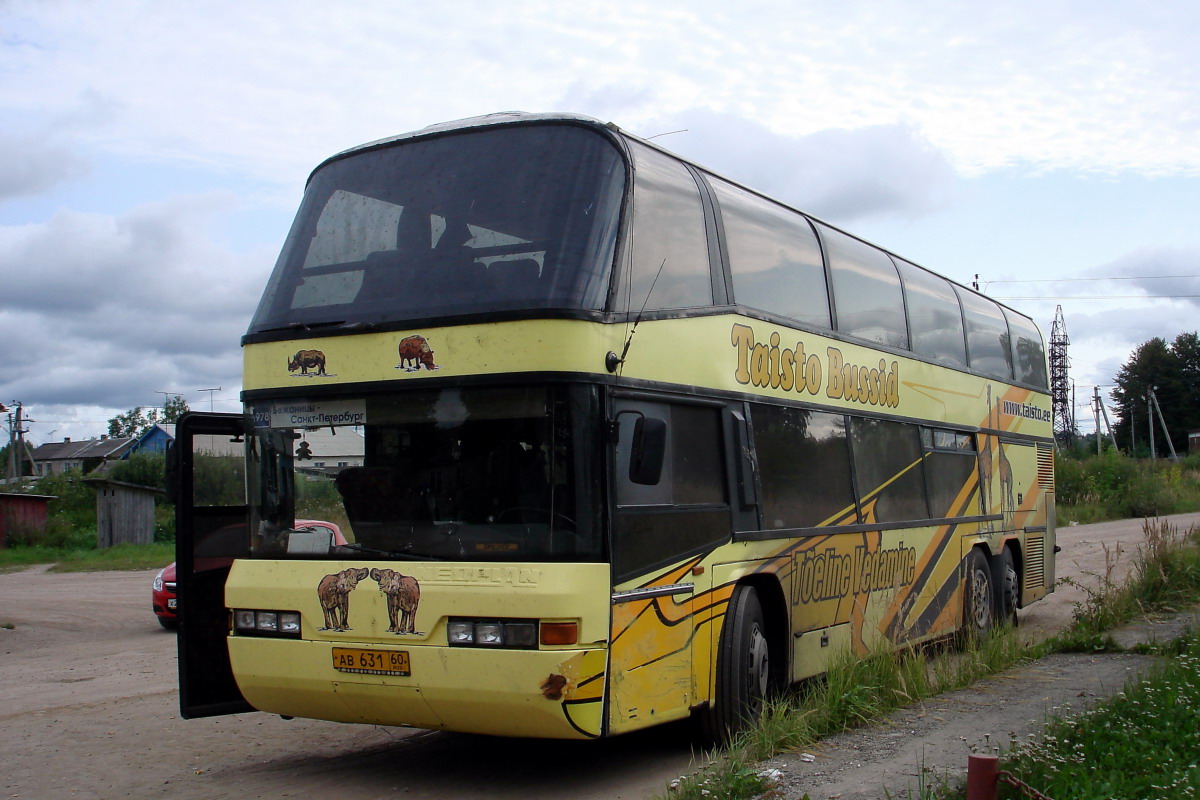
1094;387;1118;452
2;401;12;482
1093;388;1102;455
4;402;28;484
1147;391;1157;461
1130;397;1136;455
198;387;221;412
1149;387;1179;461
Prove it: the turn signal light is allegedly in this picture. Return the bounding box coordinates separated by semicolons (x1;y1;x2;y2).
539;622;578;646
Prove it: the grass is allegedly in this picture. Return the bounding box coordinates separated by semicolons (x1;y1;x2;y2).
663;629;1033;800
661;518;1200;800
0;541;174;572
1056;452;1200;525
979;633;1200;800
1054;518;1200;652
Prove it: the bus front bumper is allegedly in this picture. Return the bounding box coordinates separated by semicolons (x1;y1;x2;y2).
228;637;608;739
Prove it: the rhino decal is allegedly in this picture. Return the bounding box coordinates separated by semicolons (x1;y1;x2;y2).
288;349;327;376
396;335;438;372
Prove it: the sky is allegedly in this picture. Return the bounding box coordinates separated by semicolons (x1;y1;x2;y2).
2;0;1199;445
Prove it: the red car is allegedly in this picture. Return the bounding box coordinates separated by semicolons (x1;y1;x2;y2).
153;520;346;630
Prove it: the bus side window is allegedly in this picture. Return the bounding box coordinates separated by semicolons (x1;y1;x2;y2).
750;405;856;530
712;177;832;330
613;400;729;581
817;223;909;350
848;418;929;523
617;143;713;313
895;258;968;369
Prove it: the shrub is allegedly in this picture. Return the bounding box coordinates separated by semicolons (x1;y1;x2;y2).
107;452;167;489
6;516;93;549
31;468;97;537
1054;454;1090;506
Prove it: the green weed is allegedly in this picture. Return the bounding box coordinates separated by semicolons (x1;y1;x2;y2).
1056;452;1200;524
988;632;1200;799
663;518;1200;800
0;541;173;572
661;626;1028;800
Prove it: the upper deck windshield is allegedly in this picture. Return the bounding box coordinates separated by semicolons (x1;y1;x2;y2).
248;124;626;334
247;385;602;562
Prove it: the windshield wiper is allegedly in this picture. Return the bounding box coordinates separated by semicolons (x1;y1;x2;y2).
260;319;346;333
338;542;438;561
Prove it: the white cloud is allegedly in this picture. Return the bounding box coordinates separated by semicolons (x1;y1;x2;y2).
0;131;89;202
4;0;1200;441
1091;247;1200;308
0;194;264;423
640;111;959;224
6;0;1200;182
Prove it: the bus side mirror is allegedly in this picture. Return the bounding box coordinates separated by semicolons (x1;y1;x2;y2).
629;416;666;485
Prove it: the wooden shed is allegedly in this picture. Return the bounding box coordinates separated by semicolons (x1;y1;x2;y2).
87;479;165;548
0;493;55;548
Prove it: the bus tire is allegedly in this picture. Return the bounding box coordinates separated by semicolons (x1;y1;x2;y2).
700;585;769;745
962;548;993;640
1000;547;1019;627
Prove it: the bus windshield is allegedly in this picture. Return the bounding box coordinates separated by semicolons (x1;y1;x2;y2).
248;124;626;334
247;385;601;563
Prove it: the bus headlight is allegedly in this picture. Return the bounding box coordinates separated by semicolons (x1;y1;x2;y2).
475;622;505;645
446;619;543;648
447;620;475;644
234;609;302;638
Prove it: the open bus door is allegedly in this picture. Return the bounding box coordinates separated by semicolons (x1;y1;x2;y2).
169;411;255;718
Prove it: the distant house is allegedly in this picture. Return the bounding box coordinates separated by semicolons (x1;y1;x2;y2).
29;436;136;477
0;492;54;547
125;422;366;469
85;478;164;547
296;426;366;473
129;424;175;456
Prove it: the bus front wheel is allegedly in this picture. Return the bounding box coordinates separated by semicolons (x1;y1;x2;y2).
700;585;769;744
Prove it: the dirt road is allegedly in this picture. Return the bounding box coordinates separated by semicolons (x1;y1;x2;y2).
3;513;1198;800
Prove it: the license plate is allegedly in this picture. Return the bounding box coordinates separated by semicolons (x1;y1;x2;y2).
167;599;177;609
332;647;411;676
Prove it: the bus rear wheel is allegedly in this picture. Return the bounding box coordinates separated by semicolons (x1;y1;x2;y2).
962;548;994;640
699;585;769;745
1000;547;1019;627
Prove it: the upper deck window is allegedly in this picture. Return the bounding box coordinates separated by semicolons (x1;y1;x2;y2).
818;224;909;349
248;124;626;334
895;257;967;368
1004;308;1049;389
713;179;831;329
615;142;713;313
957;288;1014;381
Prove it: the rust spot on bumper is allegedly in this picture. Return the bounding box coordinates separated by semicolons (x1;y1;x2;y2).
540;673;568;700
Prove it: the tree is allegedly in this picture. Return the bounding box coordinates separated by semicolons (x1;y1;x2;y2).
107;395;190;439
1111;333;1200;456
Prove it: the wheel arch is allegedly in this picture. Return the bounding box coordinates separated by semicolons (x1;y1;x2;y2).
1004;538;1024;608
734;574;789;690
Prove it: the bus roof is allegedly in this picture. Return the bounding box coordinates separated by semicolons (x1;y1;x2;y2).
310;111;1041;334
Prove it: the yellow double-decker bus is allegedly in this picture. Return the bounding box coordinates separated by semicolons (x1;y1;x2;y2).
171;112;1055;742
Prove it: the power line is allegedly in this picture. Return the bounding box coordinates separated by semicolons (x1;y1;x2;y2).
993;295;1200;300
986;274;1199;285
